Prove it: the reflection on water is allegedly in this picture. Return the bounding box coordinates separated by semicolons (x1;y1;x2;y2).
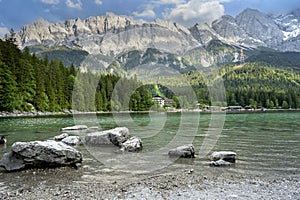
0;111;299;184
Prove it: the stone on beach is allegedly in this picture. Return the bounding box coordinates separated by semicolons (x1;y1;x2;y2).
85;127;129;146
61;125;88;131
0;140;82;172
168;144;195;158
120;136;143;152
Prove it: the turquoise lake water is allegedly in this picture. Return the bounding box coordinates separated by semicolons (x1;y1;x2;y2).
0;111;299;182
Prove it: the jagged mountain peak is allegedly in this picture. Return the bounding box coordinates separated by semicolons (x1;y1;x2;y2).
239;8;263;15
236;7;283;48
291;8;300;19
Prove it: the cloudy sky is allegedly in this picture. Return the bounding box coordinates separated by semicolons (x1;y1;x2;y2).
0;0;299;37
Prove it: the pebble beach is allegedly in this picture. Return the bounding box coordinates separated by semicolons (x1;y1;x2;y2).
0;165;299;200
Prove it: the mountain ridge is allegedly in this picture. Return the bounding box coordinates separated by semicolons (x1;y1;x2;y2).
13;7;300;56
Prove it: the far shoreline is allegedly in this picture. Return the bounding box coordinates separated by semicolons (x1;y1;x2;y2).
0;108;300;118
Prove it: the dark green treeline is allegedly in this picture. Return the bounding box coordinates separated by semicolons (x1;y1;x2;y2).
0;38;153;112
1;35;300;112
0;37;77;111
187;63;300;109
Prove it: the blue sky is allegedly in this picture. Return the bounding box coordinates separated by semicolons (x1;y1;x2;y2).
0;0;299;37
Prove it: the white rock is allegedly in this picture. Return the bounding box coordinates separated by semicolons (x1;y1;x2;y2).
61;125;88;131
62;136;81;146
120;136;143;152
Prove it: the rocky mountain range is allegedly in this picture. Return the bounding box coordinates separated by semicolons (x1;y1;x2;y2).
12;8;300;70
15;8;300;52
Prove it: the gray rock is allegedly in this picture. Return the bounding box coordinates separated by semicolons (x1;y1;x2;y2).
16;14;197;56
85;127;129;146
61;125;88;131
0;151;26;171
0;141;82;171
210;151;236;163
209;159;233;167
61;136;81;146
120;136;143;152
52;133;69;141
168;144;195;158
236;8;283;48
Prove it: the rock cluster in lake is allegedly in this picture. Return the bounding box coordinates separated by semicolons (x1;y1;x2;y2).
0;124;237;172
85;127;143;152
0;141;82;172
50;133;81;146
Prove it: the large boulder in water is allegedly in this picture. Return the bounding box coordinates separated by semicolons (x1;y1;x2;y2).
85;127;129;146
168;144;195;158
0;140;82;172
120;136;143;152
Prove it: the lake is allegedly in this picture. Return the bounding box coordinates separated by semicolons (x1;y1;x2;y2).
0;111;299;186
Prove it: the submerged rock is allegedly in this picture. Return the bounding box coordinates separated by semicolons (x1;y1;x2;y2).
209;151;236;167
87;126;99;132
61;125;88;131
85;127;129;146
0;140;82;171
210;151;236;163
209;159;233;167
168;144;195;158
120;136;143;152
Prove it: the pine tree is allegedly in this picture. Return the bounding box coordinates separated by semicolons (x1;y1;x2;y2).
0;62;18;111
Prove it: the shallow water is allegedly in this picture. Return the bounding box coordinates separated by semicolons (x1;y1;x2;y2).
0;111;299;187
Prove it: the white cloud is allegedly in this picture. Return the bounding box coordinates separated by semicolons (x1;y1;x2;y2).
94;0;102;6
133;9;156;18
41;0;60;5
155;0;186;5
0;27;9;38
163;0;230;27
153;0;186;5
66;0;82;9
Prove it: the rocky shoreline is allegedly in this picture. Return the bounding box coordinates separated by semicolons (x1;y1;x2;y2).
1;109;300;118
0;166;298;200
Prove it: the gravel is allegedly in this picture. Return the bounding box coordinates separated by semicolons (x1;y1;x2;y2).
0;166;299;200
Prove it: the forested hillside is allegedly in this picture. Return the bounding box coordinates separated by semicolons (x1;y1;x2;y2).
1;35;300;112
0;37;153;112
186;63;300;109
0;37;76;111
222;63;300;108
